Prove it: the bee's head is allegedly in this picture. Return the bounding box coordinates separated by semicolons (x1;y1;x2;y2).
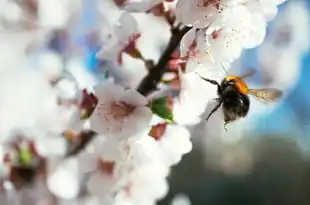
222;76;249;94
221;77;236;88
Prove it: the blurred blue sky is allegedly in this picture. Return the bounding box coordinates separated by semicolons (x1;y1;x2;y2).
247;1;310;136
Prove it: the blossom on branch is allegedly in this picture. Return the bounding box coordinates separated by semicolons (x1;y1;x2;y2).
149;123;192;165
0;0;291;204
96;12;143;65
176;0;285;66
89;79;152;142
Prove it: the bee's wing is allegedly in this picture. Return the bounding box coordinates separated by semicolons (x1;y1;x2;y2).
248;88;283;104
240;68;256;79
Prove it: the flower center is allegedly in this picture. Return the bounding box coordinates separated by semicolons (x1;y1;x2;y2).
110;102;135;120
149;123;168;141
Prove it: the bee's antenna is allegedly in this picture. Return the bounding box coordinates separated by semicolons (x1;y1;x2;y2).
207;50;229;77
220;63;228;77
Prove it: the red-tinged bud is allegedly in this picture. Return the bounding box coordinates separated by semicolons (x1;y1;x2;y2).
124;182;132;195
98;159;115;175
168;59;187;71
171;50;181;59
149;123;168;141
113;0;127;6
167;95;174;110
168;78;181;89
187;40;198;57
212;30;220;40
123;33;141;54
149;3;165;16
80;89;98;119
118;33;142;64
201;0;220;9
3;153;11;165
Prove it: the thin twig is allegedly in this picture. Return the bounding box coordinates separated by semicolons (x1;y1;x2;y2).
66;130;96;157
137;26;192;96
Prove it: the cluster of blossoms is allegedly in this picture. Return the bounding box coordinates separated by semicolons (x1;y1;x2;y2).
174;0;289;124
0;0;290;204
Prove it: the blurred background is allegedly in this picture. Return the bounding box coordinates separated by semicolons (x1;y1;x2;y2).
1;0;310;205
162;1;310;205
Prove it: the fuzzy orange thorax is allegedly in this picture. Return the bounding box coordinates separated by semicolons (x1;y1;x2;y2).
226;76;249;94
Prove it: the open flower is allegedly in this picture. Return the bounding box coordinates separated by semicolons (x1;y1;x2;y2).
89;79;152;142
149;123;192;165
176;0;246;29
178;2;269;64
38;0;82;29
172;63;225;125
65;89;98;133
85;134;169;203
204;5;265;63
47;158;81;200
245;0;279;21
96;12;142;65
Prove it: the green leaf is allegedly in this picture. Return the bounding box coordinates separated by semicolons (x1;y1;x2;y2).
150;97;174;123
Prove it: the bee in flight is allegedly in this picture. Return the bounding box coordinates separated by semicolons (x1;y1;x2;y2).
197;70;283;129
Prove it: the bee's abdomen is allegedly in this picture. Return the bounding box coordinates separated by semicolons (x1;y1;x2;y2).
222;90;250;123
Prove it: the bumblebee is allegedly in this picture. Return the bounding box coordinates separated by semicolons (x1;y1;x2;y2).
197;71;283;129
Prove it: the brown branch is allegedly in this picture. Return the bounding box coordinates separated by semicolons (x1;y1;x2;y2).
66;130;96;157
65;26;192;157
137;26;192;96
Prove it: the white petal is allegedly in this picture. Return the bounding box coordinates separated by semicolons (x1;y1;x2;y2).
35;136;67;157
77;151;98;173
176;0;216;28
162;125;192;154
96;42;123;61
115;12;138;43
87;172;116;197
243;13;266;49
90;86;152;141
47;159;80;199
121;89;148;106
93;79;123;101
180;28;196;58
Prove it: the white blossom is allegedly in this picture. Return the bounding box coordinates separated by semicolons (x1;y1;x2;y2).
37;0;82;28
89;79;152;142
176;0;246;29
47;158;81;199
85;134;170;204
157;124;192;165
173;64;225;125
97;11;140;63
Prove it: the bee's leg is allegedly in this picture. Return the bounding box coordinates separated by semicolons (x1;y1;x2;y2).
195;73;222;94
224;122;228;132
206;101;222;121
